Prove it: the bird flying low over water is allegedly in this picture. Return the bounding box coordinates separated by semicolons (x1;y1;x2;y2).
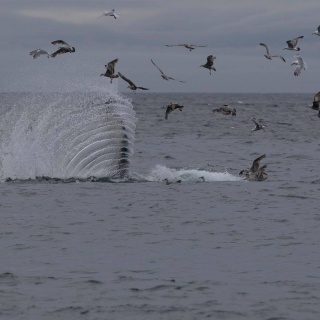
151;59;186;83
50;40;75;58
212;105;236;116
29;49;50;59
165;102;184;119
239;154;268;181
312;25;320;36
259;43;286;62
97;9;119;19
291;54;306;76
165;44;207;51
200;55;216;75
283;36;304;51
251;117;266;133
309;91;320;110
100;58;119;83
118;72;149;92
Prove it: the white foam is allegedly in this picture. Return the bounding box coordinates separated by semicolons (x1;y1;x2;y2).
145;164;243;182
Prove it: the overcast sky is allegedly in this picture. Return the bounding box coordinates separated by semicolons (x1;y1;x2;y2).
1;0;320;93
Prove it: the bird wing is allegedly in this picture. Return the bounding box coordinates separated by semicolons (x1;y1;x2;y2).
271;55;286;62
165;44;179;47
29;49;40;55
165;106;172;119
118;72;135;86
51;40;70;47
251;154;266;172
313;91;320;102
106;58;118;74
151;59;166;76
317;25;320;32
291;35;304;47
259;43;270;55
252;118;260;126
190;44;207;47
137;87;149;90
112;13;119;19
50;47;68;58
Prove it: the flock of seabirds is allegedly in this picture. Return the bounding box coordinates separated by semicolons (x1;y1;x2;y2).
28;9;320;183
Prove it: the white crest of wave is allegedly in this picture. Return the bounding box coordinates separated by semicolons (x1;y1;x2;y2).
146;164;243;182
0;87;136;181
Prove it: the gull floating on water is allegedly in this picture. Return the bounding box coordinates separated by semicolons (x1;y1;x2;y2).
50;40;75;58
165;44;207;51
283;36;304;51
100;58;119;83
212;105;236;116
151;59;186;83
200;55;216;75
251;117;266;133
259;43;286;62
118;72;149;92
165;102;184;120
312;25;320;36
291;54;306;76
239;154;268;181
97;9;119;19
29;49;50;59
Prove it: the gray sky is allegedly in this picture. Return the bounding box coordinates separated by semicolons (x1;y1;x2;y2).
1;0;320;93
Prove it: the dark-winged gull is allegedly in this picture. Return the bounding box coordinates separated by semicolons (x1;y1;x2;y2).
165;44;207;51
97;9;119;19
291;54;306;76
212;105;236;116
50;40;75;58
151;59;186;83
100;58;119;83
309;91;320;110
29;49;50;59
118;72;149;92
312;25;320;36
165;102;184;119
251;117;266;133
259;43;286;62
239;154;268;181
200;55;216;75
283;36;304;51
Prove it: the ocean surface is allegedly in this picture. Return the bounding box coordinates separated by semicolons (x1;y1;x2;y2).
1;91;320;320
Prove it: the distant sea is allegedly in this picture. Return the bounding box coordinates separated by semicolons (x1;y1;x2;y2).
1;91;320;320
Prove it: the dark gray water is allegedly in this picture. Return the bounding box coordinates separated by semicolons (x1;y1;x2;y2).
1;92;320;320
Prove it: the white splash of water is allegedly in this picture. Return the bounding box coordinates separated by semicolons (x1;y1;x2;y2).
146;164;243;182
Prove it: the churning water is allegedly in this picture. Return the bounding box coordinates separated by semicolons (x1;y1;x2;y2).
1;90;320;320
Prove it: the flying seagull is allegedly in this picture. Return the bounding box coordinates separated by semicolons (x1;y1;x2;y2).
151;59;186;83
291;54;306;76
200;55;216;74
118;72;149;92
251;117;266;133
165;44;207;51
312;25;320;36
29;49;50;59
50;40;75;58
259;43;286;62
283;36;304;51
212;105;236;116
100;58;119;83
239;154;268;181
165;102;184;119
97;9;119;19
